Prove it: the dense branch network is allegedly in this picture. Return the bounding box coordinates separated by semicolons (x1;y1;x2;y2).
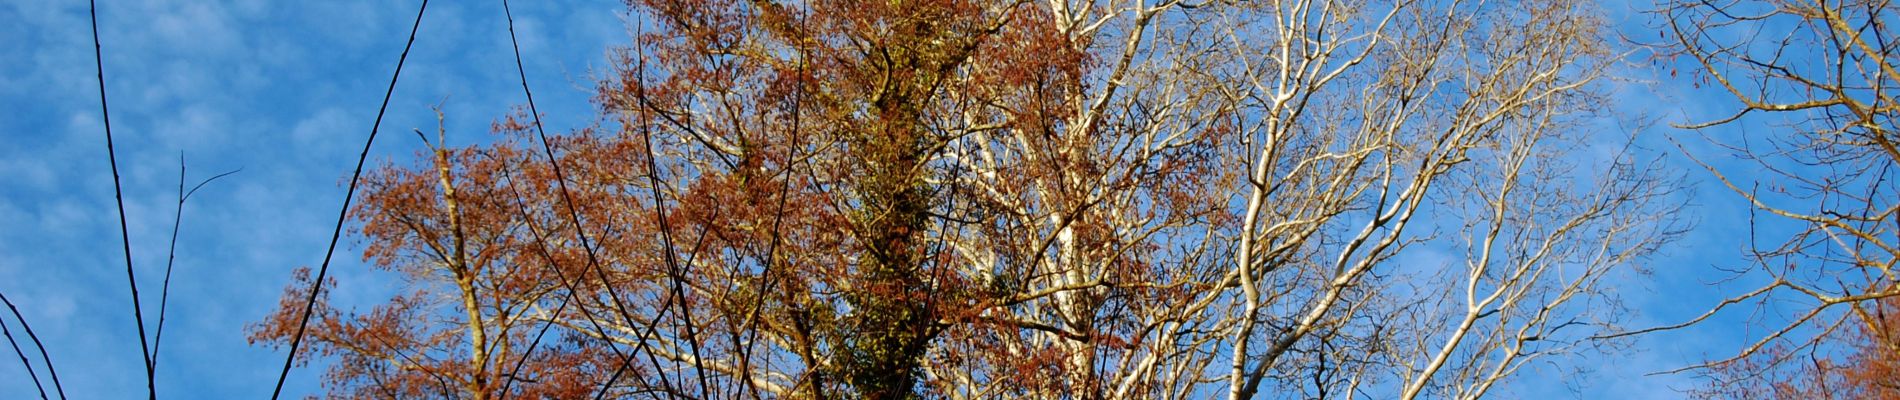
249;1;1686;399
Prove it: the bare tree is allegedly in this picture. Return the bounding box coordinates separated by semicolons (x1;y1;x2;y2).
1649;0;1900;397
1188;1;1684;399
924;0;1686;399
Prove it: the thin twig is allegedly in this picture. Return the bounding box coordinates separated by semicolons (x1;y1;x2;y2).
489;1;685;397
1;308;47;400
151;155;238;369
0;291;63;399
88;1;155;397
270;1;430;398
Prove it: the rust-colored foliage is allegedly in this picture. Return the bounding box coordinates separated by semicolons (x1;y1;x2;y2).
587;0;1145;397
248;127;619;399
254;0;1118;397
1697;296;1900;400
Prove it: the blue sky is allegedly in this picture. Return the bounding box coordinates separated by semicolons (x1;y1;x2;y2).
1;1;624;397
0;0;1832;398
